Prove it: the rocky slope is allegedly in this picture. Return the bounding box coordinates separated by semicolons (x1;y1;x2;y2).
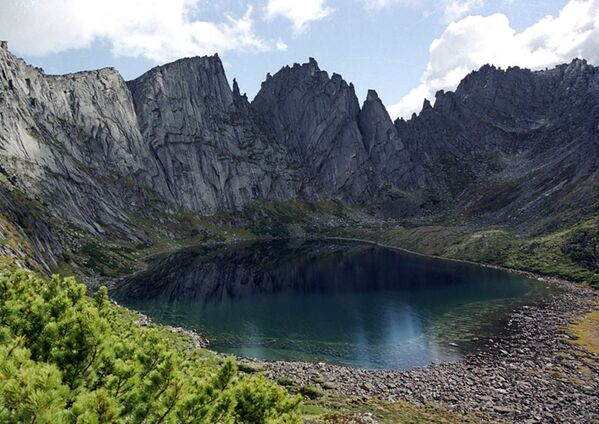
0;40;597;272
0;43;153;268
127;56;303;213
252;58;372;199
393;61;599;231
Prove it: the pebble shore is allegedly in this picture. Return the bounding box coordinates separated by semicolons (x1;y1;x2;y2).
263;276;599;423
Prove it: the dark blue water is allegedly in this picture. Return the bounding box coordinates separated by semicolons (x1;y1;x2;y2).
113;240;549;370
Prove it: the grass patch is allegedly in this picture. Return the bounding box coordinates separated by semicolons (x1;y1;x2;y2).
278;376;296;387
237;361;265;374
569;303;599;354
300;403;330;419
447;217;599;287
298;385;324;400
314;398;487;424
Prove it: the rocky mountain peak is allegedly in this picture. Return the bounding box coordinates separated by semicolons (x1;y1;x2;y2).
0;43;597;270
361;90;393;134
366;89;381;102
232;78;241;96
566;57;588;68
130;54;233;111
421;98;432;112
252;58;369;198
559;57;596;84
126;51;301;214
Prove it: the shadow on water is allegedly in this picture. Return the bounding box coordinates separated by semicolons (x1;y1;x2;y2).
113;239;553;370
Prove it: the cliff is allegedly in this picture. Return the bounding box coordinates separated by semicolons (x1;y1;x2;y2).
0;41;597;271
252;58;371;199
127;55;302;213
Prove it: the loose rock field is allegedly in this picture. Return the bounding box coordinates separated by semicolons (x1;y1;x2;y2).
263;277;599;423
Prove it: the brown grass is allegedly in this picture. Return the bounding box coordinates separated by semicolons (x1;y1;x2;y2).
570;303;599;355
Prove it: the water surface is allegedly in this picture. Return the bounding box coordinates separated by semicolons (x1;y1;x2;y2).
114;240;549;369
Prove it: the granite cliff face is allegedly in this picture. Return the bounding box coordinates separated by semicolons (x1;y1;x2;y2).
358;89;426;204
0;44;154;268
252;58;371;199
393;61;599;229
0;41;597;271
127;56;302;213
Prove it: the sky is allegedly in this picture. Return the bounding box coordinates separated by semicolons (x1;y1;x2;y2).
0;0;598;118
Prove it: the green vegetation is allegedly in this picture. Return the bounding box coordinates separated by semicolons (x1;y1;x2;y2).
445;216;599;288
334;214;599;288
298;385;323;400
326;399;487;423
1;191;595;421
223;200;361;238
296;396;487;423
0;259;301;423
237;361;265;374
75;241;141;278
569;302;599;355
54;210;258;281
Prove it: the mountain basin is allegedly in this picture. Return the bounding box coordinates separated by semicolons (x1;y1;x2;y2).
113;239;555;370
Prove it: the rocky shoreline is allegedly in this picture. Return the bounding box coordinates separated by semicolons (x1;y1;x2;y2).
113;300;211;349
262;276;599;423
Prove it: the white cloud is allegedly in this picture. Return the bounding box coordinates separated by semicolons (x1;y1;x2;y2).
442;0;484;22
0;0;285;62
265;0;334;33
362;0;400;11
361;0;482;21
388;0;599;119
360;0;423;12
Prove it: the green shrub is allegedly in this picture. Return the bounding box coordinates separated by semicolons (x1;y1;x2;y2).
0;260;301;423
299;385;323;400
277;376;295;387
237;361;265;374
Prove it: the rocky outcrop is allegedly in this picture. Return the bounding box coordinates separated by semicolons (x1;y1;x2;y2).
394;60;599;230
358;90;425;199
0;43;154;267
127;56;302;213
0;40;597;268
252;58;372;200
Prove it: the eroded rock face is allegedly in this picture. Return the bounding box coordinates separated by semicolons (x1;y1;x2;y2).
394;60;599;229
0;40;597;268
252;58;372;200
127;55;302;213
0;44;153;262
358;90;425;193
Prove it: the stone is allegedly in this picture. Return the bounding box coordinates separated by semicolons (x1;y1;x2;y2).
493;405;516;414
0;44;598;287
252;58;371;200
362;383;376;391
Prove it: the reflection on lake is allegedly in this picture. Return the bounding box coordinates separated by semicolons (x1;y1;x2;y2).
113;239;548;369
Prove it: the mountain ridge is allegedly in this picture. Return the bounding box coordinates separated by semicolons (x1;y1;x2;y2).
0;41;597;276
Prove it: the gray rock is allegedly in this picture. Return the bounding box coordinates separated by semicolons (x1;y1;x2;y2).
392;60;599;229
128;55;302;214
252;58;372;200
0;45;153;267
0;42;597;271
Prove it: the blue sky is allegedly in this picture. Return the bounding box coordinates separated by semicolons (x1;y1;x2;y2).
1;0;597;118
